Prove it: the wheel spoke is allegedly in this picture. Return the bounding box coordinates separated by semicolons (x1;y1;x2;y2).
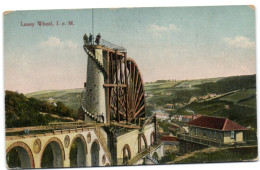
108;57;145;124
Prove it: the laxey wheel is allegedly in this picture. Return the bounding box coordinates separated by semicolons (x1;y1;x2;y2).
109;57;145;124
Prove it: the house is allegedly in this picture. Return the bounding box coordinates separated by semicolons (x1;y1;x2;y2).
178;116;248;153
165;104;174;109
159;136;179;145
160;132;172;137
165;92;172;96
187;116;247;144
171;114;202;122
159;136;179;153
51;102;57;107
155;113;169;120
175;103;184;108
181;115;194;122
168;125;180;135
168;125;180;131
189;97;198;104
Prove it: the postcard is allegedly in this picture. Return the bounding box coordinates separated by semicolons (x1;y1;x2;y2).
4;6;257;168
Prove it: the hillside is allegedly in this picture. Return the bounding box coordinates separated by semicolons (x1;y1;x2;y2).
145;75;256;106
195;74;256;94
145;74;256;116
23;75;256;130
145;74;257;142
26;88;84;116
5;91;74;128
173;146;257;164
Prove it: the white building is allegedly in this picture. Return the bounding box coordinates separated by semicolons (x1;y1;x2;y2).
155;113;169;120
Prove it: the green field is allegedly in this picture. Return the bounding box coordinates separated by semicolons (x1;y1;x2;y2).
175;77;222;88
26;88;84;98
238;98;256;108
175;147;257;164
145;81;180;94
26;88;84;116
145;77;221;95
219;89;256;103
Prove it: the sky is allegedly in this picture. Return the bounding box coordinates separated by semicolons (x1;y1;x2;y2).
4;6;256;94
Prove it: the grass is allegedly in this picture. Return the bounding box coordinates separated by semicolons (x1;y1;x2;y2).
176;77;222;88
175;147;258;164
219;89;256;103
181;101;225;115
238;97;256;108
26;88;84;116
26;88;84;98
145;82;180;94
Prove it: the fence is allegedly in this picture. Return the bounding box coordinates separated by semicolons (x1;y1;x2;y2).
100;39;126;52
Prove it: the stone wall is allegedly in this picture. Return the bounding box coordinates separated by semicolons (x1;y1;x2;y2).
116;123;155;165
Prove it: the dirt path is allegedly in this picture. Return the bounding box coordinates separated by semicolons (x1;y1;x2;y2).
169;147;219;163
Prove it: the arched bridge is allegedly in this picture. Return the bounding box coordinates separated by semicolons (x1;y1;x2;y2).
6;123;111;168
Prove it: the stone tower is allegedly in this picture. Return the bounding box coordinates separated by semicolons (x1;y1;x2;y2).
82;47;107;123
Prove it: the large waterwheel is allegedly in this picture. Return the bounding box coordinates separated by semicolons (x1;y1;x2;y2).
107;51;145;125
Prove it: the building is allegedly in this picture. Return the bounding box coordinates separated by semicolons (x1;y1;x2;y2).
168;125;180;131
178;116;248;154
165;104;174;109
159;136;179;153
155;113;169;120
171;114;202;122
165;92;172;96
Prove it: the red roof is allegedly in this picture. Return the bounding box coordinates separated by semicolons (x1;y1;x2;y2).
160;132;171;136
168;125;179;129
159;136;179;142
188;116;247;131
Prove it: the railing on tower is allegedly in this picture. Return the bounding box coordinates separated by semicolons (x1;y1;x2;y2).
99;39;126;52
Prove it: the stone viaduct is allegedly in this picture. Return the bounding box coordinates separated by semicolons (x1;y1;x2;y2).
6;125;111;168
6;122;164;168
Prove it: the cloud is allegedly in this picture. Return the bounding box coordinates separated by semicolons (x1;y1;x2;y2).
150;24;178;32
223;36;255;49
148;24;179;38
39;36;78;49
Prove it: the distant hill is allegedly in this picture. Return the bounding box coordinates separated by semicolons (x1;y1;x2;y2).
26;88;84;116
219;88;256;107
24;75;256;123
195;74;256;94
144;74;256;105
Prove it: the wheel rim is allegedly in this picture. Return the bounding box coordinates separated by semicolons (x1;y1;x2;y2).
109;58;145;124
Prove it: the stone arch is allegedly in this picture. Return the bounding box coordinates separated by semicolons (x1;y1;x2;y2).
90;139;100;167
122;144;131;164
138;133;148;153
6;141;35;168
40;137;65;168
152;152;159;160
69;134;88;167
150;131;155;145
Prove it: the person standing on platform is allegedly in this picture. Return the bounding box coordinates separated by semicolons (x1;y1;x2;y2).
89;33;93;44
95;33;101;45
83;33;88;45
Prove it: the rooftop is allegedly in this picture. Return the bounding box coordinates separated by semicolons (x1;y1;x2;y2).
188;116;248;131
159;136;179;142
155;113;169;117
